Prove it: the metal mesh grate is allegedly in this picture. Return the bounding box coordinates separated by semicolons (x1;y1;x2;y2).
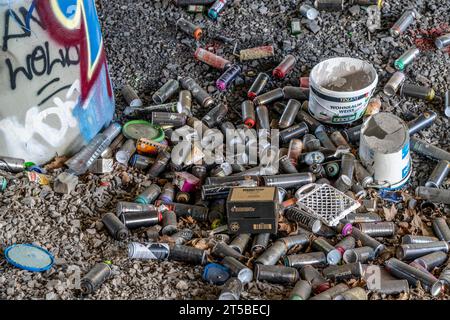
295;183;360;227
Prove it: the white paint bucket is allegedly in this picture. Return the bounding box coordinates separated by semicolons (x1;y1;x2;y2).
359;113;412;190
308;57;378;124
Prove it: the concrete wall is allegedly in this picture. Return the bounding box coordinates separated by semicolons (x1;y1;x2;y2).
0;0;114;165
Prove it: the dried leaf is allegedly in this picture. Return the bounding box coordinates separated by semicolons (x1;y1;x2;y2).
181;216;196;225
411;213;431;236
44;155;70;171
383;204;398;222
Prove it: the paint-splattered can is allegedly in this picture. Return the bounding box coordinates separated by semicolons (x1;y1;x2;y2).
216;65;241;91
240;46;274;62
80;262;112;294
248;73;270;100
0;156;25;173
195;48;231;70
176;18;202;40
128;242;170;260
273;55;296;79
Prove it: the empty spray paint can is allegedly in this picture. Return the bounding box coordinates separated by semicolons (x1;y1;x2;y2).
300;4;319;19
202;104;228;127
208;0;227;20
180;77;214;108
241;100;256;128
402;235;439;245
351;0;382;6
121;210;161;229
373;279;410;295
415;187;450;205
177;90;192;116
297;110;322;132
128;242;170;260
121;84;142;107
148;151;171;177
413;251;448;271
166;202;209;221
432;218;450;243
283;86;309;102
279;99;302;129
284;252;327;268
253;88;284;106
216;64;241;91
248;73;270;100
351;228;385;256
194;48;231;70
0;156;25;173
328;236;356;265
400;83;435;101
123;102;178;117
396;241;449;260
176;17;202;40
284;207;322;234
116;201;156;217
343;124;362;144
383;72;405;96
390;9;416;37
394;47;420;71
102;212;129;241
159;182;175;204
287;139;303;167
335;153;355;192
357;222;396;237
407;111;437;136
256;105;270;130
359;113;411;189
80;262;112;294
334;287;367;300
435;33;450;50
426;160;450;188
314;0;344;11
410;138;450;162
171;229;194;245
343;246;375;264
251;233;271;254
329;131;350;149
229;233;251;254
239;45;274;61
315;125;336;151
152;112;187;127
212;241;243;260
431;261;450;296
290;279;312;300
300;265;330;293
152;79;180;104
280;123;309;144
218;277;242;300
325;162;340;178
135;184;162;204
255;264;299;284
385;258;437;291
161;210;178;235
273;55;296;79
221;256;253;284
309;283;349;300
323;262;363;281
115;139;136;165
169;244;207;265
279;155;299;173
263;173;316;189
254;241;287;265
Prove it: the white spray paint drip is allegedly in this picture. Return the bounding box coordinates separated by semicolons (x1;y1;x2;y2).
0;80;81;162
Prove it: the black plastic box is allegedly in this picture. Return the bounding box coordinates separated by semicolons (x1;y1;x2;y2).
226;187;279;234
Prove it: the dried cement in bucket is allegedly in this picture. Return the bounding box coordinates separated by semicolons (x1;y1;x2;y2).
359;113;412;190
308;57;378;124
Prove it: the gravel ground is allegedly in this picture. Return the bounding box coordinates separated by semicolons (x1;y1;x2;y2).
1;0;450;300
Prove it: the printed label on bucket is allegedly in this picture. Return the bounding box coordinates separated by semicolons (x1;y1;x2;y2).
402;142;409;159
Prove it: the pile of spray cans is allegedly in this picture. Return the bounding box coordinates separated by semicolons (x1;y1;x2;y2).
2;1;450;300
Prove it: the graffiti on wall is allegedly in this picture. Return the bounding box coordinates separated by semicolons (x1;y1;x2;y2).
0;0;114;165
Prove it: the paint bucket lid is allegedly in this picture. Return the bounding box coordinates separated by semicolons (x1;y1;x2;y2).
4;244;54;272
122;120;164;142
202;263;230;285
